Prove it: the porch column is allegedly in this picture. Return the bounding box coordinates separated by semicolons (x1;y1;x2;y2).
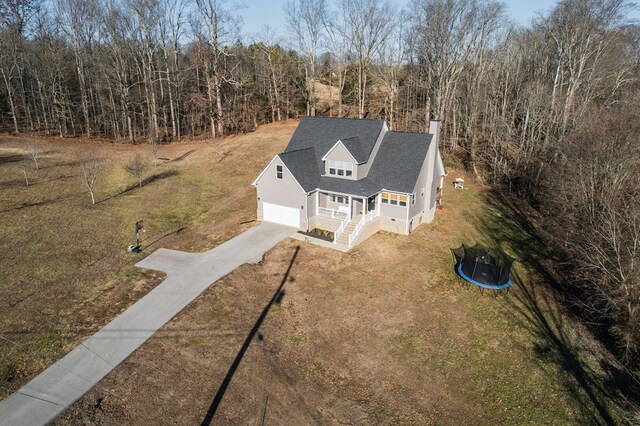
348;195;352;220
362;197;366;216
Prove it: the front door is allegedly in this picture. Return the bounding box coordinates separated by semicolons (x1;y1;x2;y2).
368;196;376;212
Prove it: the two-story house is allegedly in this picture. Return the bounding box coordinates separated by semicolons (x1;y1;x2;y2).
252;115;446;248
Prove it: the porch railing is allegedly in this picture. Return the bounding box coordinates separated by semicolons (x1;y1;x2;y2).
333;215;349;244
348;209;379;247
318;207;348;220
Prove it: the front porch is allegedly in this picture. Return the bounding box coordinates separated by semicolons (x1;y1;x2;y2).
315;191;377;223
305;190;381;249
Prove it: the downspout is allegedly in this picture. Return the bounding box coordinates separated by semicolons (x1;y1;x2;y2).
305;190;309;231
405;193;410;234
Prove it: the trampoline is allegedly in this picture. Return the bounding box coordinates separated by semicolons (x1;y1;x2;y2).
451;243;514;290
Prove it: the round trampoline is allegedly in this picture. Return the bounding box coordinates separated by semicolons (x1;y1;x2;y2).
451;243;514;290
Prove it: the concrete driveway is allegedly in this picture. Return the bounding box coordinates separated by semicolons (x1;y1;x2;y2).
0;222;295;426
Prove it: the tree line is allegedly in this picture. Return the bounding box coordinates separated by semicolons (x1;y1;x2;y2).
2;0;640;372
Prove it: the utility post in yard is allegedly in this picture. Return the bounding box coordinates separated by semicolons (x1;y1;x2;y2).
135;220;144;249
127;220;144;253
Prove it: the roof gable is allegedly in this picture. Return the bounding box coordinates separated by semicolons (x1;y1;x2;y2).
321;140;359;164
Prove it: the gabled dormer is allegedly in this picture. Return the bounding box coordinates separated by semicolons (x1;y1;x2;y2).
321;138;363;180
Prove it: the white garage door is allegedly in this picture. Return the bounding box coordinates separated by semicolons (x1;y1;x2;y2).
262;202;300;227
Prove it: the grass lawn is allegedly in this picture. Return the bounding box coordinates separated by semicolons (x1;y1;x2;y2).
1;121;630;424
0;121;296;399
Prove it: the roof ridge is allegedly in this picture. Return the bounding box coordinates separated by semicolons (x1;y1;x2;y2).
386;130;431;135
280;146;316;155
302;115;385;122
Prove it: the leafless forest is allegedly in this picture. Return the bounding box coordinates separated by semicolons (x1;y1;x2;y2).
1;0;639;371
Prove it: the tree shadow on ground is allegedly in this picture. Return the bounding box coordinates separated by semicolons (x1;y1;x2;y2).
0;150;60;166
98;169;179;204
0;153;29;164
200;246;300;425
475;189;640;424
165;149;196;163
0;192;79;213
0;174;76;188
141;226;187;250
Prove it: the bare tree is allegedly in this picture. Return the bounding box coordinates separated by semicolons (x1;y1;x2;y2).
193;0;239;139
547;114;640;366
411;0;505;144
324;9;350;117
57;0;97;137
25;140;40;169
124;153;150;188
374;9;405;129
78;150;105;205
149;135;160;166
285;0;328;116
341;0;395;118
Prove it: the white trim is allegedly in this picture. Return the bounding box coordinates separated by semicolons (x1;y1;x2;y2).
314;188;379;199
252;154;307;194
405;195;410;233
380;188;412;196
304;190;309;229
321;140;361;164
327;159;354;178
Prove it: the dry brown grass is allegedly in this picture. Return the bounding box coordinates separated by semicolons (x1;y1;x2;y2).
0;121;297;397
1;121;627;424
54;167;626;423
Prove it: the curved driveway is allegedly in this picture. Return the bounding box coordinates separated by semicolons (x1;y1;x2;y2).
0;223;295;426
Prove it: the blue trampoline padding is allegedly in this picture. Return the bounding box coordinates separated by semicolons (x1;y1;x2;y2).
457;262;512;290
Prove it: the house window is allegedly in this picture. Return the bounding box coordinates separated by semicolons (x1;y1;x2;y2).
276;165;283;179
328;160;353;177
382;192;407;206
330;193;348;205
411;193;416;206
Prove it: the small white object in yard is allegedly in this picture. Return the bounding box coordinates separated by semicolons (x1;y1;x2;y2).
453;178;465;189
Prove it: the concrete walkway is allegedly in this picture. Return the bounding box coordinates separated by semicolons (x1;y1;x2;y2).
0;223;295;426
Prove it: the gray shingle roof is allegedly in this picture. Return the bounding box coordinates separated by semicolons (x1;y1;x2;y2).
276;117;432;197
284;116;385;172
367;131;432;193
340;137;367;163
278;147;319;192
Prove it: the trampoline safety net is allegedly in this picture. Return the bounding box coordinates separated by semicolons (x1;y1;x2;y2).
451;243;514;290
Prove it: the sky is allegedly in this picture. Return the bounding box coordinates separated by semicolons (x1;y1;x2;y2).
237;0;564;38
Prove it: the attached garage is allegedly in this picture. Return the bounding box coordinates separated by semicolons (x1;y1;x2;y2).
262;202;300;227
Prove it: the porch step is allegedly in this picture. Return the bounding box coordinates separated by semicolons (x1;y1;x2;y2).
335;216;362;245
